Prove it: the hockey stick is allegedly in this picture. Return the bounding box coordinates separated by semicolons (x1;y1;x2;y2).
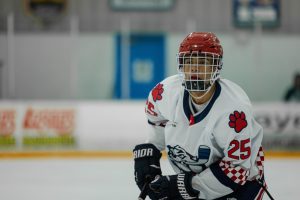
256;178;275;200
138;176;152;200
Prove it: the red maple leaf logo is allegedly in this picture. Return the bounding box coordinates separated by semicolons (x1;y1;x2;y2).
228;111;248;133
151;83;164;102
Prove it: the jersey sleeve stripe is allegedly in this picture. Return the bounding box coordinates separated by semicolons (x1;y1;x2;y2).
147;120;167;127
210;161;240;191
147;120;156;126
219;160;250;185
255;185;265;200
255;146;265;179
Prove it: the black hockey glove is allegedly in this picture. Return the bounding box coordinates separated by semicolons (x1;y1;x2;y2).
133;143;162;191
149;173;199;200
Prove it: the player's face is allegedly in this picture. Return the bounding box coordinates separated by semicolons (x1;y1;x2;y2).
182;56;216;82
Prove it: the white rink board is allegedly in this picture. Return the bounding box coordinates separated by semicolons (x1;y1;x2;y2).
0;101;300;150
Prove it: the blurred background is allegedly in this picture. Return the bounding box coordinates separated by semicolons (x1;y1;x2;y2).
0;0;299;101
0;0;299;199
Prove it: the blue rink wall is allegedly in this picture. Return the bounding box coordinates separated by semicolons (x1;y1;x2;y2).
0;33;299;101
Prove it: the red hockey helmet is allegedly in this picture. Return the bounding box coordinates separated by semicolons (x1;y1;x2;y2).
179;32;223;56
177;32;223;94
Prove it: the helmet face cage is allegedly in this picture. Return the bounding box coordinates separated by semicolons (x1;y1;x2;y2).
177;51;222;92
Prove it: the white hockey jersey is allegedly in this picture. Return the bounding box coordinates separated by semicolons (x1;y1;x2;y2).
145;75;265;200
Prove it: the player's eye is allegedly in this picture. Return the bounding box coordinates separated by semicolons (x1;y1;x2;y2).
184;59;191;64
198;58;212;65
198;59;206;65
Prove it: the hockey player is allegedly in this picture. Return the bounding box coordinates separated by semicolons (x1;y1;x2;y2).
133;32;267;200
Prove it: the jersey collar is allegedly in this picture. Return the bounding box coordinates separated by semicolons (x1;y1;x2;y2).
183;81;221;125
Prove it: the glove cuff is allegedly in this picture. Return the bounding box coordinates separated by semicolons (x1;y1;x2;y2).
133;143;162;160
176;173;199;199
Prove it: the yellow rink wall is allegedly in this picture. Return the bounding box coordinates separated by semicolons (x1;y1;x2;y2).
1;150;300;159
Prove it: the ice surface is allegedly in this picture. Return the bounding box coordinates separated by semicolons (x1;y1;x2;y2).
0;158;298;200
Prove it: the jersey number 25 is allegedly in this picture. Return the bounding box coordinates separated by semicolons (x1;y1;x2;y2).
228;138;251;160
